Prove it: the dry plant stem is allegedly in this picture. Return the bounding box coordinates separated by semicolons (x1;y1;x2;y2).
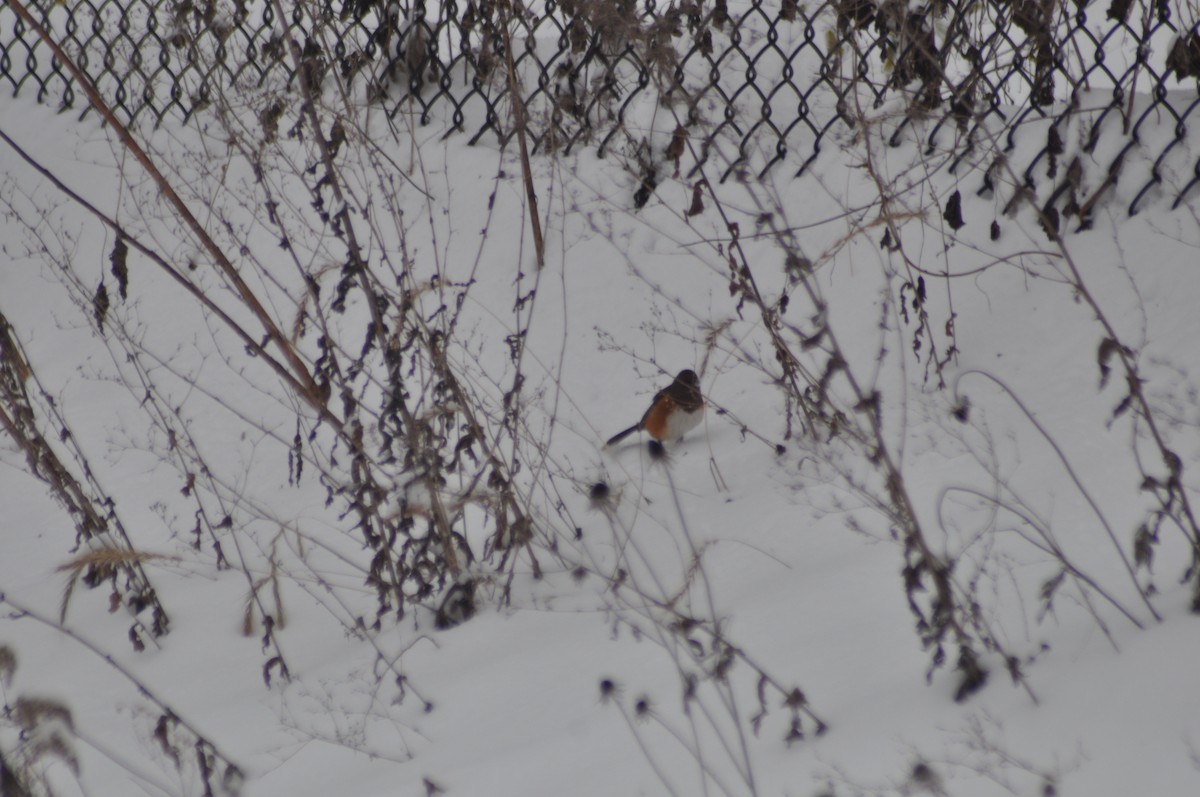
0;401;168;646
629;115;824;438
0;593;242;782
0;315;168;645
861;16;1196;624
682;178;821;439
956;370;1160;623
901;3;1200;589
836;0;1197;646
268;0;461;576
2;162;342;659
275;2;548;584
612;698;684;797
6;80;308;669
604;587;750;797
603;499;827;732
69;725;182;795
644;711;742;797
291;13;542;575
142;389;295;676
0;129;319;418
941;484;1137;639
1047;233;1200;565
965;100;1200;603
629;91;987;694
680;143;1029;702
497;0;546;270
1122;4;1152;133
899;248;1064;279
855;104;953;386
609;603;741;797
41;237;295;676
6;0;320;407
663;466;758;794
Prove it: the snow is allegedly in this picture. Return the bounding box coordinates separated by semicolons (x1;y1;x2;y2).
4;18;1200;797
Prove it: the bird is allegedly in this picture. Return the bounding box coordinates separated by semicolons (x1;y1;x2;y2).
606;369;704;447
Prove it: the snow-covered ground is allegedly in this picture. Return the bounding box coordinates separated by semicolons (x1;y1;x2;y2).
3;12;1200;796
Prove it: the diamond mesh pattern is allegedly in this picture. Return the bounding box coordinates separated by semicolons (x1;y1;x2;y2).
2;1;1198;215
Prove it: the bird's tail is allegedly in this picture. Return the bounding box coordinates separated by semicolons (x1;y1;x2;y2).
605;423;640;447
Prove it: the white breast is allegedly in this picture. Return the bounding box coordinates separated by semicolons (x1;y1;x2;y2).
663;406;703;442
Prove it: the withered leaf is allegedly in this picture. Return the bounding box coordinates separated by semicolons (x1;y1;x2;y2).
93;280;110;331
666;124;687;166
686;183;705;217
943;189;964;230
110;236;129;299
1039;205;1060;238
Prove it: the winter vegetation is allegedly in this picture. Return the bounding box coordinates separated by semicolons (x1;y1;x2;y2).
2;0;1200;794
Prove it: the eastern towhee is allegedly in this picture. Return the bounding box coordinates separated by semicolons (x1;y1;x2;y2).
606;369;703;446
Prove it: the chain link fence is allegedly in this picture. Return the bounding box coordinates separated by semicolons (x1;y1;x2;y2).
2;1;1199;218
